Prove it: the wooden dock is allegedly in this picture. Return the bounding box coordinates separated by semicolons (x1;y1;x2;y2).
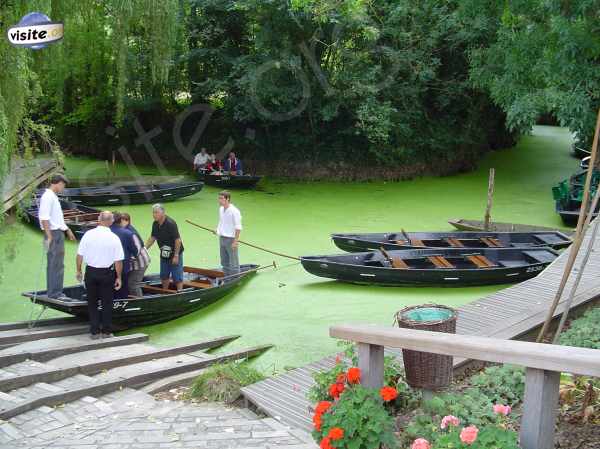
241;228;600;431
0;318;272;420
2;157;59;213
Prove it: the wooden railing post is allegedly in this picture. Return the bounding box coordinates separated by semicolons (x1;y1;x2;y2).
520;368;560;449
357;343;384;389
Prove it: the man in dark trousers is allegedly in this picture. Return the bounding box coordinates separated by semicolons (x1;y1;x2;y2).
110;211;138;299
38;174;76;299
76;211;124;339
145;204;184;291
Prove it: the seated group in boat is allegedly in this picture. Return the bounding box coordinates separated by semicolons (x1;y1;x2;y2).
194;150;243;175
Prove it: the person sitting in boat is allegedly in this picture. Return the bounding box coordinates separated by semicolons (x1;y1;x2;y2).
110;212;138;300
118;212;150;297
223;152;243;175
206;154;223;174
193;148;209;173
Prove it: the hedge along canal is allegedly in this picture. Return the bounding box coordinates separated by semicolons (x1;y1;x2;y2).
0;126;577;373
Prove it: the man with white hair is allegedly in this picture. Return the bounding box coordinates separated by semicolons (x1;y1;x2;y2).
145;204;184;291
76;211;124;339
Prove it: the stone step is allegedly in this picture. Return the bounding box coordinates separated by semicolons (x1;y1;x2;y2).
0;335;239;391
0;333;149;367
0;324;90;347
0;317;83;332
0;344;272;419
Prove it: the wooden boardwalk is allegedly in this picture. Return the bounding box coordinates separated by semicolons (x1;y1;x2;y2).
241;228;600;431
1;157;59;213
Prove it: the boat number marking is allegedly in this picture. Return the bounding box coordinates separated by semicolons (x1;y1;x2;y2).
319;263;329;268
526;266;544;273
113;301;129;309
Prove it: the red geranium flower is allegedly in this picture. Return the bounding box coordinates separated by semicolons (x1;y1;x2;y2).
347;367;361;384
329;382;345;399
328;427;344;441
315;401;332;415
313;412;322;431
320;436;333;449
380;386;398;402
336;373;346;384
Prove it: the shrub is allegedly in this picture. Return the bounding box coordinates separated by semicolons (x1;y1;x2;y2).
559;308;600;349
470;365;525;406
188;362;265;403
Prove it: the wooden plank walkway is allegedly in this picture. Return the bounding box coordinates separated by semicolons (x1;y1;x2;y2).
241;228;600;431
1;157;59;213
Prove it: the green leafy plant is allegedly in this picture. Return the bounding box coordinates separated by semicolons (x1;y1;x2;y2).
188;361;265;403
559;308;600;349
432;425;520;449
470;365;525;406
314;385;397;449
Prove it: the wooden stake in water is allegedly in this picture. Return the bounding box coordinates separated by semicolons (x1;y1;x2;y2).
536;108;600;343
484;168;495;231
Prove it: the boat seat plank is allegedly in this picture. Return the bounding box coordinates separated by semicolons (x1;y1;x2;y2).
523;250;557;264
427;256;454;268
467;255;496;268
446;238;465;247
390;257;409;269
410;239;425;247
141;285;176;295
183;266;224;278
181;281;212;290
481;237;503;247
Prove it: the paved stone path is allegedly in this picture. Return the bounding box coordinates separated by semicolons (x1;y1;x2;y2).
0;387;317;449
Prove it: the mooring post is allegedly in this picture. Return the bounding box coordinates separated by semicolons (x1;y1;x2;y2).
520;368;560;449
357;343;384;389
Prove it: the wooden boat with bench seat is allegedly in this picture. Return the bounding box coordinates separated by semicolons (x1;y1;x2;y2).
22;264;259;328
300;247;558;286
331;231;571;252
55;181;204;206
448;219;571;234
23;198;100;239
197;172;262;189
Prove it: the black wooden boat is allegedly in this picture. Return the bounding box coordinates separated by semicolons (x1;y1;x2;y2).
555;203;599;226
448;219;570;234
573;145;591;159
300;248;558;286
23;199;100;239
22;264;258;328
57;182;204;206
332;231;572;252
197;172;262;189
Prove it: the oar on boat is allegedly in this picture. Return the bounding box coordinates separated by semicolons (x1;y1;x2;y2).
186;220;300;261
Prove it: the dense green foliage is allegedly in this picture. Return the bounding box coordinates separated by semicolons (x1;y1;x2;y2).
469;0;600;149
188;361;265;403
4;0;600;176
559;307;600;349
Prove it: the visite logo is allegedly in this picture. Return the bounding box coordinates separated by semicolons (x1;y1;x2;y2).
7;12;63;50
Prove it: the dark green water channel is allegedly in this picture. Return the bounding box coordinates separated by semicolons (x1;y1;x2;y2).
0;126;577;373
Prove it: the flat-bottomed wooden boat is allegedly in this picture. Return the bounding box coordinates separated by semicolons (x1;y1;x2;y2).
448;219;570;234
300;248;558;286
197;173;262;189
332;231;571;252
22;264;258;328
24;199;100;239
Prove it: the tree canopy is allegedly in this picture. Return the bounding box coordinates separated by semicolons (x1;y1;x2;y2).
0;0;597;179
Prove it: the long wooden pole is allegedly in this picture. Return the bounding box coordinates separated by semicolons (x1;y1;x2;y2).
186;220;301;261
484;168;495;231
536;108;600;342
551;214;600;343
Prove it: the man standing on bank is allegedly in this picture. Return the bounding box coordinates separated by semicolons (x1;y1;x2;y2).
217;191;242;276
38;174;76;299
145;204;184;291
76;211;124;339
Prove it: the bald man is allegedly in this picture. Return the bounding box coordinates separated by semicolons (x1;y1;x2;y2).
76;211;124;339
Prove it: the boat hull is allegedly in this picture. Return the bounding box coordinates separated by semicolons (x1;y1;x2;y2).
197;173;261;189
22;264;258;328
448;219;568;234
59;182;204;206
301;248;558;287
332;231;571;252
23;200;100;240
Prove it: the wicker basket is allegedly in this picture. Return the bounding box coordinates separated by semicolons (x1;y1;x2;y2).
394;304;458;390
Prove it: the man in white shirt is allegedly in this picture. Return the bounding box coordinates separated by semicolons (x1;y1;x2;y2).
193;148;209;172
76;211;124;339
38;174;76;299
216;191;242;276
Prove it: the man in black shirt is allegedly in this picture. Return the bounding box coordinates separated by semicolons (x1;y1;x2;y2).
145;204;184;291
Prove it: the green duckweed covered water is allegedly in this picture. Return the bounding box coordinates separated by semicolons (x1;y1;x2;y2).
0;126;577;373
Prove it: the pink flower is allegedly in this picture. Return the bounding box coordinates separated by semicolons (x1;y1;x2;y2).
493;404;512;416
460;426;479;445
440;415;460;429
411;438;431;449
